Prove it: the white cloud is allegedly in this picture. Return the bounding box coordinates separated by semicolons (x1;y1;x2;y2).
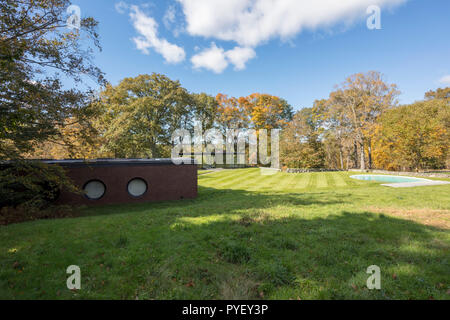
177;0;406;47
439;75;450;85
163;5;176;29
115;1;128;14
120;1;407;73
129;6;185;64
225;47;256;70
191;43;256;73
191;43;228;74
163;5;184;37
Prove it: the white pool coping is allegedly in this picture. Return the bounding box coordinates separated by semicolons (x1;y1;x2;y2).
381;180;450;188
351;174;450;188
351;174;432;181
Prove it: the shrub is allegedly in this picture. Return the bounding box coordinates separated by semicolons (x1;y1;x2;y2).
0;204;77;225
0;160;77;209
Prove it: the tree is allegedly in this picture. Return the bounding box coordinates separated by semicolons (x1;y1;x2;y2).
216;93;293;131
317;97;356;170
216;93;248;133
326;71;399;170
191;93;218;132
94;74;193;158
241;93;293;130
425;87;450;102
372;100;450;171
280;106;325;169
27;117;103;159
0;0;104;159
0;0;103;207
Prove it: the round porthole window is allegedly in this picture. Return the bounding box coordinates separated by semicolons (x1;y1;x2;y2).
83;180;106;200
127;178;147;197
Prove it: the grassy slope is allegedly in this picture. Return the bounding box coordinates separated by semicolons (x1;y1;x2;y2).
0;169;449;300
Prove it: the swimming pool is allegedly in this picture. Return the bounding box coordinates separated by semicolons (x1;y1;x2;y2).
350;175;431;183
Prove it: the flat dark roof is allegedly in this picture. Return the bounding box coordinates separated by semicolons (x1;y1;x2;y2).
1;158;196;168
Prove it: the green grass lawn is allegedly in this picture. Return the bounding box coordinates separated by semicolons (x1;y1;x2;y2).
1;169;449;300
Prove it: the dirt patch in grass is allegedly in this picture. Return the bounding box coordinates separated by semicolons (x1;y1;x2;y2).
237;210;273;227
368;207;450;230
218;274;260;300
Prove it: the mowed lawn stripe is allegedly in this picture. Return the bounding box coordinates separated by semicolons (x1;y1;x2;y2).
273;173;298;191
214;169;259;189
341;172;365;186
307;173;318;189
295;173;311;189
200;169;365;191
230;169;290;190
260;173;292;191
325;172;336;188
332;172;348;187
238;170;277;191
200;169;251;187
258;173;288;191
220;169;262;189
286;173;303;190
316;172;328;188
198;170;234;183
246;172;284;191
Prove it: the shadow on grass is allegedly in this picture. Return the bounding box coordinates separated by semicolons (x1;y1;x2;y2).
162;212;446;298
1;185;448;300
68;187;449;300
79;186;347;219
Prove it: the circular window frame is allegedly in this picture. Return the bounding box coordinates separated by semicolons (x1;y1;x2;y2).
82;179;106;201
127;177;148;198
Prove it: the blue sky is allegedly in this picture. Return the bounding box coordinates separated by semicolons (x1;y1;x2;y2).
73;0;450;111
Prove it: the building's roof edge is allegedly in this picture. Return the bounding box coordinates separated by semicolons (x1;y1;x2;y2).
1;158;197;167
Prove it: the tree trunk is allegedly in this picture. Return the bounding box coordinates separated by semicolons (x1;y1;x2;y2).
149;138;159;158
360;142;366;170
368;139;372;169
353;141;358;169
339;149;344;170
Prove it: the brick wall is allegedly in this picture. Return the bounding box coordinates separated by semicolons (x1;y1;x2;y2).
56;163;197;206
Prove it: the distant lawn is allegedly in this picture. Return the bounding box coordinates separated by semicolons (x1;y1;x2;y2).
1;169;449;299
197;169;214;175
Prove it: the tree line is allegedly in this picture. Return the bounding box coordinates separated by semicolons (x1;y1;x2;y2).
30;75;295;160
282;75;449;171
28;71;450;172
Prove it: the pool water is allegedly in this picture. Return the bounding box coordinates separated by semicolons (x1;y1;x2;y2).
350;175;431;183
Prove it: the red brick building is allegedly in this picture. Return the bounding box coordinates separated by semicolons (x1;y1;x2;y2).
49;159;197;205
